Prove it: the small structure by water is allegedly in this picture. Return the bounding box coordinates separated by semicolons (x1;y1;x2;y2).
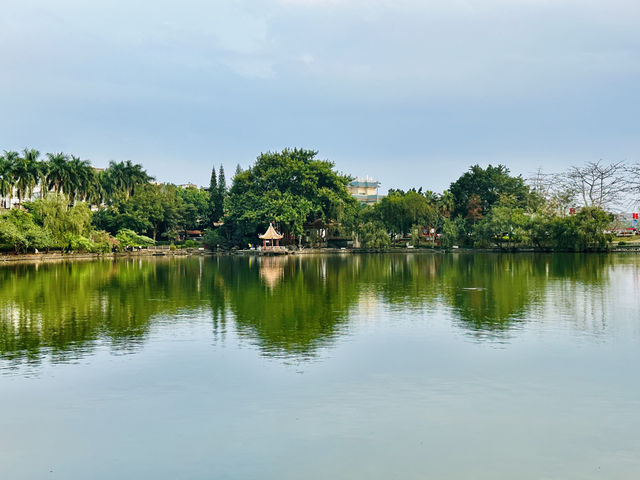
259;223;284;250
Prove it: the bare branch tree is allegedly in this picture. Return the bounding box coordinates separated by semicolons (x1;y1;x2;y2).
625;162;640;208
564;160;627;210
527;167;577;215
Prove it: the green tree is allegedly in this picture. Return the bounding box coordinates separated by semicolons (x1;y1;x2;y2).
217;165;227;218
358;221;390;249
450;164;530;219
549;207;613;251
45;152;71;195
13;148;41;205
0;152;15;208
208;164;218;223
226;149;356;246
473;197;530;249
375;189;439;239
68;155;93;203
177;186;209;231
26;194;92;244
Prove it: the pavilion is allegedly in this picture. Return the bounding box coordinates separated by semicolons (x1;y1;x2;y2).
259;223;283;249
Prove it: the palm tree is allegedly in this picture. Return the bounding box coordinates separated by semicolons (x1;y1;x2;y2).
103;160;152;199
46;152;71;195
0;151;17;208
438;190;455;218
36;157;49;199
87;169;106;207
13;148;40;205
68;155;93;203
123;160;152;197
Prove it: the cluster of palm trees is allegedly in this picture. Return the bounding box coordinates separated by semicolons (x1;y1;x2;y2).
0;148;152;208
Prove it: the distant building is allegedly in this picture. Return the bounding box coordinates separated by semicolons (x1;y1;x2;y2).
347;176;382;205
179;183;198;189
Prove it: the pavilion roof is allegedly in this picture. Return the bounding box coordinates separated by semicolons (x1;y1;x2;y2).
259;223;283;240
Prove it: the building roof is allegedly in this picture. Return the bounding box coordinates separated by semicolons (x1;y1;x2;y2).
259;223;284;240
349;180;380;188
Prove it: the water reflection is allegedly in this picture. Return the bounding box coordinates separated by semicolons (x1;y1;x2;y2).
0;253;636;367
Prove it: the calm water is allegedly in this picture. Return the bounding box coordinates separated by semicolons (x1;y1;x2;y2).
1;253;639;479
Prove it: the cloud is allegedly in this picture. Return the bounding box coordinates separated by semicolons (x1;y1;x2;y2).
0;0;639;189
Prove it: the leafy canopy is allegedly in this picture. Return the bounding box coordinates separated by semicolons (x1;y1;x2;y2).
226;148;356;239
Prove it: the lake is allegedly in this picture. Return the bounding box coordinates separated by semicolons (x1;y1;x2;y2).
1;253;639;479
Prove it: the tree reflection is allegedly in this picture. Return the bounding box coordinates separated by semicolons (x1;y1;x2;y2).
0;253;630;367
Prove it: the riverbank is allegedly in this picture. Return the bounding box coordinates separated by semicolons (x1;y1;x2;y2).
0;249;215;264
2;243;640;264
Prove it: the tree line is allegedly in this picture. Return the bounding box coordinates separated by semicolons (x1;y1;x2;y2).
0;148;152;207
1;146;638;253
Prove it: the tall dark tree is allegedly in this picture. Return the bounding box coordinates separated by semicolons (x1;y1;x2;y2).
208;165;218;224
216;165;227;220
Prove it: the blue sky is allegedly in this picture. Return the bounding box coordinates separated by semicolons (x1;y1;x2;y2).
1;0;639;192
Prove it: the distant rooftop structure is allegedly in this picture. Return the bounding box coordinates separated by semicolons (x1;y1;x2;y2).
347;176;383;205
179;183;198;189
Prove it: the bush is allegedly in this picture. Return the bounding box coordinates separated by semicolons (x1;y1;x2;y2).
0;209;56;253
90;230;117;253
358;221;390;249
64;234;94;253
116;228;155;248
203;228;229;250
439;218;460;248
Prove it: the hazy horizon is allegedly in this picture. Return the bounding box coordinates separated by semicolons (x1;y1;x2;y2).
2;0;639;193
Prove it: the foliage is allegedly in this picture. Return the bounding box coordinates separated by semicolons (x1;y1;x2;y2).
439;217;462;248
358;221;390;249
208;165;220;223
226;148;356;245
115;228;155;248
449;164;530;220
203;228;229;250
93;183;181;240
0;209;55;253
26;194;92;243
548;207;613;251
473;197;530;249
177;186;209;231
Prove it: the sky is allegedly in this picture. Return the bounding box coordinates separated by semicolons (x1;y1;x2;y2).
1;0;639;193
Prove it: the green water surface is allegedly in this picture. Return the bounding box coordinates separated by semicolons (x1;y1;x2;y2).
1;253;639;479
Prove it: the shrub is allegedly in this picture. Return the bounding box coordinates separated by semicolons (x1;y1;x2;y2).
116;228;155;248
358;221;390;249
203;228;229;250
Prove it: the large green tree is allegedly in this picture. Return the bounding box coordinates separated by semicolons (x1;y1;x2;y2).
226;148;356;246
449;164;530;219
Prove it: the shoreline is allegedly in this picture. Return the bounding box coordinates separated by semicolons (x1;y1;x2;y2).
1;244;639;264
